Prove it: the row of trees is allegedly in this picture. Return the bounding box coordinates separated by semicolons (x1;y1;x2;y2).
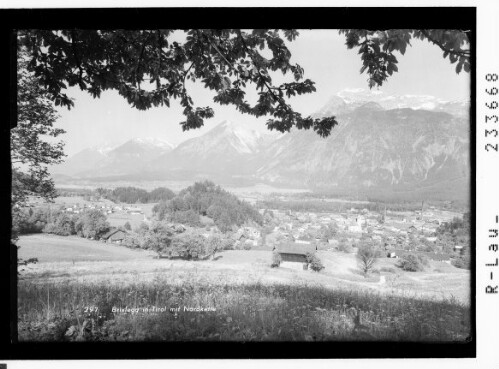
153;181;263;232
120;221;234;260
14;207;111;240
96;186;175;204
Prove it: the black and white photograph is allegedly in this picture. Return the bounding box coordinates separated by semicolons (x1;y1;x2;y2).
5;4;497;365
11;24;474;345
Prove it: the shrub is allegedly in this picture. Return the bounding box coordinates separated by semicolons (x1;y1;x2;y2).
337;239;353;253
270;252;281;268
380;266;397;274
452;255;471;269
397;254;427;272
221;239;235;250
124;221;132;231
134;222;149;235
306;252;325;272
243;242;252;250
122;233;142;249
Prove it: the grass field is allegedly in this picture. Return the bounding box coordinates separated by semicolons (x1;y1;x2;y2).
17;234;471;342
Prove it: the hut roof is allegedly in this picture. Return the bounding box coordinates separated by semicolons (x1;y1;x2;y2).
275;242;316;255
101;228;126;240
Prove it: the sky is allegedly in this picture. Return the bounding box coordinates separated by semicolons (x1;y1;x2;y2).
50;30;471;156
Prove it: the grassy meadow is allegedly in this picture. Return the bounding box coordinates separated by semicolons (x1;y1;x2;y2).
17;234;471;342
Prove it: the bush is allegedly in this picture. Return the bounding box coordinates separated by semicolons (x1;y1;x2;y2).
379;266;397;274
243;242;252;250
397;254;427;272
306;252;325;272
124;221;132;231
221;239;235;250
134;222;149;235
452;255;471;269
270;252;281;268
122;233;142;249
337;239;353;253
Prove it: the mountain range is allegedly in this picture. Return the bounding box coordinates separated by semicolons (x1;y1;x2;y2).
52;90;471;200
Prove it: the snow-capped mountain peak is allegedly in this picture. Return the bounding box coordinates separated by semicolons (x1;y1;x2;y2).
316;88;470;118
207;120;271;154
131;137;175;150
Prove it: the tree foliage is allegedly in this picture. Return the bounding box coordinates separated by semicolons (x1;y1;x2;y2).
170;231;209;260
18;29;470;138
339;29;470;88
74;210;110;239
305;252;325;272
13;52;67;271
153;180;262;232
97;186;175;204
270;251;281;268
12;54;66;241
397;253;429;272
142;221;175;254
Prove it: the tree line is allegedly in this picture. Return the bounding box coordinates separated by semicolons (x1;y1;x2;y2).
14;207;111;240
96;186;175;204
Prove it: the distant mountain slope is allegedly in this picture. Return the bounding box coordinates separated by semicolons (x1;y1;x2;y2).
51;142;118;176
256;103;469;197
333;88;469;118
53;91;470;201
57;138;174;178
147;120;278;176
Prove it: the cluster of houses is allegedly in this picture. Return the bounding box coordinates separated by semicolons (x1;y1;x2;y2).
255;206;464;269
60;202;145;216
61;202;116;215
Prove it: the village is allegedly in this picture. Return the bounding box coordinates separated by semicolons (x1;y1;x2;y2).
234;205;464;264
24;191;466;269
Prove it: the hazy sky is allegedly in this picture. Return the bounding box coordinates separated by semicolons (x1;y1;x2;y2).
51;30;470;156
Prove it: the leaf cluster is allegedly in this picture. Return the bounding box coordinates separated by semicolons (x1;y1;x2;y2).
339;29;470;88
19;29;339;136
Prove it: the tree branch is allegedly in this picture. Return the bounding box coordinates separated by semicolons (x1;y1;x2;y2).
202;32;236;72
235;30;282;104
420;30;470;58
70;30;85;84
183;61;195;84
135;33;149;89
